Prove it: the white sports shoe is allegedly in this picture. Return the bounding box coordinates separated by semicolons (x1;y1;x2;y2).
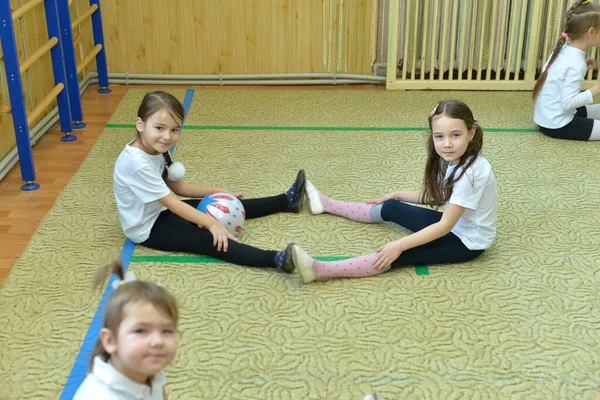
305;180;324;215
292;244;316;283
362;393;384;400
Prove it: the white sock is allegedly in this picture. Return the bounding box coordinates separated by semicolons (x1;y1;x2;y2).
589;119;600;141
585;104;600;120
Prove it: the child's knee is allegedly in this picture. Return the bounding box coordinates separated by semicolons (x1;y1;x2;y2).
370;203;385;223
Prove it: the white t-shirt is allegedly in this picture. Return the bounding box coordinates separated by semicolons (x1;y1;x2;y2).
444;155;497;250
533;44;593;129
73;356;166;400
113;143;171;243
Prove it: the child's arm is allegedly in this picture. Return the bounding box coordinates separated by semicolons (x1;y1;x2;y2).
395;191;425;204
590;83;600;98
166;180;231;198
158;194;240;251
368;191;423;205
562;68;600;109
373;203;465;269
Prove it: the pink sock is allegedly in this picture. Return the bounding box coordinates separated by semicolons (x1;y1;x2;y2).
321;194;375;223
313;253;389;279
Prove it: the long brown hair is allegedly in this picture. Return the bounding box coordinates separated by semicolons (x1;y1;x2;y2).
88;259;179;370
421;100;483;207
532;0;600;100
136;91;185;167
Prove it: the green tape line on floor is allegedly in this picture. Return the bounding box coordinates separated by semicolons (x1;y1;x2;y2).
106;123;538;133
130;255;353;263
129;255;429;275
415;265;430;276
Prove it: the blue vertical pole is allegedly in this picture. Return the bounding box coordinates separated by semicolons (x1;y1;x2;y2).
0;1;39;190
44;0;76;142
56;0;85;129
88;0;110;93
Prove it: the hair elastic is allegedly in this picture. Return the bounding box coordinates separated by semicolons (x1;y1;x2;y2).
164;151;186;181
428;103;440;118
111;271;136;290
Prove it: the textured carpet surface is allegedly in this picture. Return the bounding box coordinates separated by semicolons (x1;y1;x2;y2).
1;89;599;399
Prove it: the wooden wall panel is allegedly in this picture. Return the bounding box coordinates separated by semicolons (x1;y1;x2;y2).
98;0;378;75
340;0;379;74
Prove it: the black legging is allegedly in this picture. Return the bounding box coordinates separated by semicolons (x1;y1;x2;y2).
141;195;288;268
379;200;485;268
538;106;593;141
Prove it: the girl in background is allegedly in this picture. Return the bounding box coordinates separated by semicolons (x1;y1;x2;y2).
533;0;600;141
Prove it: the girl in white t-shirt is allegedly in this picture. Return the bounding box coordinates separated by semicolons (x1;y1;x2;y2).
533;0;600;141
292;100;497;283
114;91;307;272
74;259;178;399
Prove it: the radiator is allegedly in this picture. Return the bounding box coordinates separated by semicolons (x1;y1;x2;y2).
381;0;598;90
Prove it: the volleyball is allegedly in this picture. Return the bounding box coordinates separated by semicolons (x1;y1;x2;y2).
197;192;245;236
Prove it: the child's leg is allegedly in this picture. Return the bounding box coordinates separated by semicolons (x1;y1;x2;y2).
293;249;383;282
293;233;483;282
379;199;443;231
142;209;295;272
189;170;306;218
389;233;483;267
305;180;444;230
305;181;443;228
589;120;600;141
576;106;600;140
242;169;306;217
557;115;598;141
304;180;381;223
583;104;600;120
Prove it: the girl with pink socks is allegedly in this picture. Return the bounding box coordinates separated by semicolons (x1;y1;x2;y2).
292;100;497;283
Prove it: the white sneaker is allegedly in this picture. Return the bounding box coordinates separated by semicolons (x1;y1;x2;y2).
305;180;324;215
292;244;316;283
362;393;384;400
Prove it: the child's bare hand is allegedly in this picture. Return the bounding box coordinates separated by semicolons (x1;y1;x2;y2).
232;192;244;199
373;241;403;269
209;223;240;252
586;58;596;70
367;193;395;205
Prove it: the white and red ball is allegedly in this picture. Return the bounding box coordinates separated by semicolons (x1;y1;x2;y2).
197;192;245;236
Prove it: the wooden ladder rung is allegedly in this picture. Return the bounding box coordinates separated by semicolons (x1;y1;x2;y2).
26;83;64;128
71;4;98;31
19;37;58;75
73;33;83;47
12;0;44;21
77;44;102;74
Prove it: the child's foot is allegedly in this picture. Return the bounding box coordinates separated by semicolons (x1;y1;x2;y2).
304;180;324;215
291;244;316;283
285;169;306;213
362;393;384;400
275;243;296;273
